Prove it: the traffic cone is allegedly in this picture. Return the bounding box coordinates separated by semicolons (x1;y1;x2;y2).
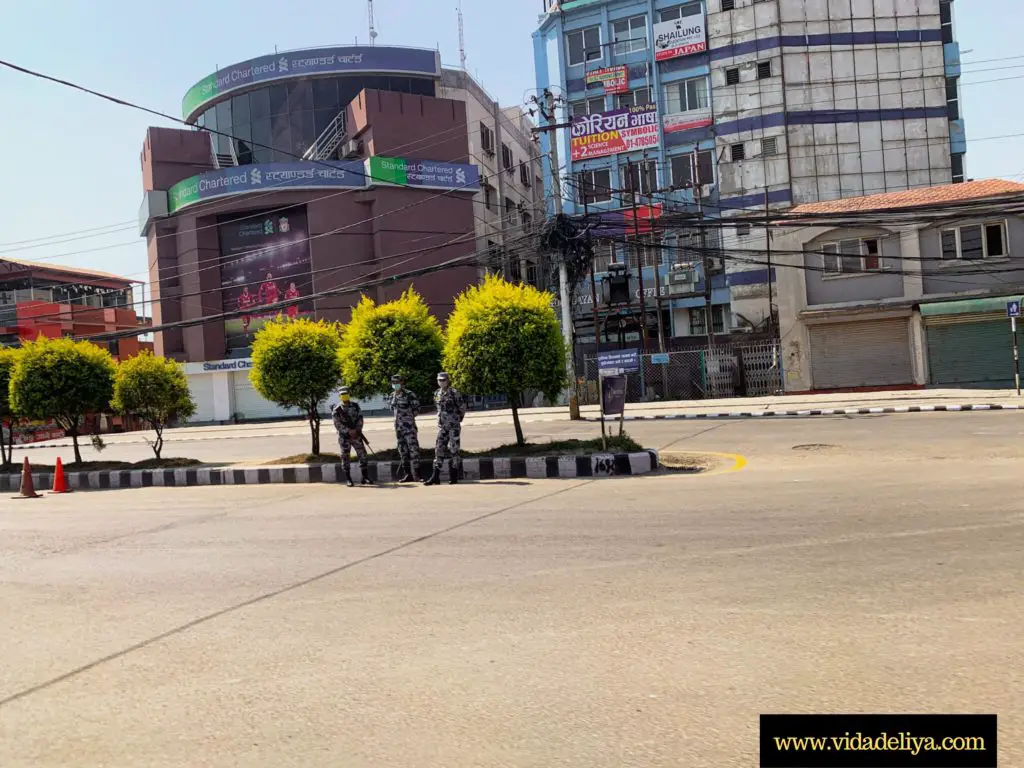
51;457;71;494
11;457;40;500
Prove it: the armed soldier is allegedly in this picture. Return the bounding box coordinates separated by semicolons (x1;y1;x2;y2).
332;387;373;487
424;371;466;486
388;374;421;483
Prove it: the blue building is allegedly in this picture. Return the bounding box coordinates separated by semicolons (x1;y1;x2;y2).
534;0;964;352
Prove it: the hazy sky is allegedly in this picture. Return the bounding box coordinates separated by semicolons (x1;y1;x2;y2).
0;0;1019;288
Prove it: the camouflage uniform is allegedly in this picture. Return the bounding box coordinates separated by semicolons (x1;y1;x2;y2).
433;383;466;473
332;397;369;484
388;384;421;480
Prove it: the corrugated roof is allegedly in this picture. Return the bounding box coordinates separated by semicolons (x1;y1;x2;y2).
0;257;141;284
789;179;1024;215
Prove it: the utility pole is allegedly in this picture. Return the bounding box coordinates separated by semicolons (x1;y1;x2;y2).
536;89;581;420
582;174;602;359
694;150;713;362
764;188;778;391
646;189;666;354
626;158;650;354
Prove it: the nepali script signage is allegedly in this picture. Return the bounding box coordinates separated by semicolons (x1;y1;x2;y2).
367;156;481;192
182;46;441;119
570;104;660;161
585;65;629;94
653;16;707;61
167;161;366;214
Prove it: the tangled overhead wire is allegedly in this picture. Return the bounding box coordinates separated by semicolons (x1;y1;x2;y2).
539;213;594;307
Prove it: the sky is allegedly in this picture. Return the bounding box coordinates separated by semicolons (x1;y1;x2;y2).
0;0;1021;295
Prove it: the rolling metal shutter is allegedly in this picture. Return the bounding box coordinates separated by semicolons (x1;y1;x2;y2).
925;314;1014;388
232;371;299;421
188;375;216;424
809;318;913;389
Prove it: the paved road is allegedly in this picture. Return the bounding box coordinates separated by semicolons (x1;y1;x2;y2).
1;413;1021;766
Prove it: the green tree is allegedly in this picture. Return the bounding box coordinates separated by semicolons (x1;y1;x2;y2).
111;351;196;460
338;288;444;402
9;337;117;464
250;318;341;455
0;347;19;468
443;275;566;446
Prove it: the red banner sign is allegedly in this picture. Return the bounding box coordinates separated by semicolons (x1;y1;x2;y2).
585;65;629;94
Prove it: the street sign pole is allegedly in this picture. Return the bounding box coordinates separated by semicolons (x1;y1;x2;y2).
1013;316;1021;397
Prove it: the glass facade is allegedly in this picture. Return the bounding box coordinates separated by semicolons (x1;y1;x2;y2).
195;75;436;163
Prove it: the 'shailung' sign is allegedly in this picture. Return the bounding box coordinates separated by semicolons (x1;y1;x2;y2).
653;15;707;61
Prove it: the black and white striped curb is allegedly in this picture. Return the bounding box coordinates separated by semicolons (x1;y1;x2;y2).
0;450;659;493
584;403;1024;422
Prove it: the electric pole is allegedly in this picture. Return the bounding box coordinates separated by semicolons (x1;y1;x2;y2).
694;149;714;380
627;158;650;354
533;89;581;420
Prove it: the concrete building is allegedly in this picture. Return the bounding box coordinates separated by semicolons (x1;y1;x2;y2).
138;44;524;423
775;179;1024;393
533;0;965;351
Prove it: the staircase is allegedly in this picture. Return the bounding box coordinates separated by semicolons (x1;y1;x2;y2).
302;112;346;161
209;132;239;169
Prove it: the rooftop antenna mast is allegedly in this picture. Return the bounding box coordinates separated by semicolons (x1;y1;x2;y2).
368;0;378;45
457;0;466;70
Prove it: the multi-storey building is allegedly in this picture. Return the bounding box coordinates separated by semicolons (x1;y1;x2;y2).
533;0;964;357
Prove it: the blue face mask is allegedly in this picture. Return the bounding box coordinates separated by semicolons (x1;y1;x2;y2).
391;383;400;391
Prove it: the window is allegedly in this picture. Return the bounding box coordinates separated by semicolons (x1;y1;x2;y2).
730;143;745;162
689;305;726;335
821;238;883;275
664;76;709;114
570;97;605;116
940;0;954;44
660;2;702;21
592;241;616;272
579;168;612;204
940;223;1006;260
502;143;514;172
566;26;602;66
620;159;658;200
735;223;751;237
721;0;735;10
625;239;662;270
951;153;965;184
480;124;495;155
946;77;960;121
505;198;519;227
757;60;773;79
671;150;714;189
520;164;532;186
725;67;740;86
522;211;533;232
612;15;648;55
509;259;522;284
483;181;494;211
761;136;778;156
616;88;651;109
526;259;539;286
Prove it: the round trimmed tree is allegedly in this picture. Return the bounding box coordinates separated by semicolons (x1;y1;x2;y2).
337;287;443;402
112;351;196;460
250;318;342;455
9;337;117;464
443;275;567;446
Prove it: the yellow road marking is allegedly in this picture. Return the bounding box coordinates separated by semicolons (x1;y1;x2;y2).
658;451;748;477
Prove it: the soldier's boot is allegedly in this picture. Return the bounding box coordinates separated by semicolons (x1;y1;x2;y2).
359;465;373;485
400;462;418;483
448;460;459;484
410;461;421;482
395;462;410;483
344;467;355;487
423;465;442;486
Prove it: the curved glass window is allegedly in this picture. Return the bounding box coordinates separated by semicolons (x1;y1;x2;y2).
195;74;436;163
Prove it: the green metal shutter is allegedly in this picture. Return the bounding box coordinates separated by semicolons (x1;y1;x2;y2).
925;316;1015;388
809;319;913;389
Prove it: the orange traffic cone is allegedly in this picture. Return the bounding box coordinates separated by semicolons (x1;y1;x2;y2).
12;457;40;500
51;457;71;494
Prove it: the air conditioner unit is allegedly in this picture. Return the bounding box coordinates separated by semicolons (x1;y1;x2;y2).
341;139;363;159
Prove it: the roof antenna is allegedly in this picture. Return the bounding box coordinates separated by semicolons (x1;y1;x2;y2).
457;0;467;70
368;0;378;45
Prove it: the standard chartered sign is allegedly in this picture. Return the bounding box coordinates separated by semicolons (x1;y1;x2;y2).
367;157;480;191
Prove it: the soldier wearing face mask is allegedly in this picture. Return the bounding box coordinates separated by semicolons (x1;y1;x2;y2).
332;387;372;487
424;371;466;486
387;374;421;483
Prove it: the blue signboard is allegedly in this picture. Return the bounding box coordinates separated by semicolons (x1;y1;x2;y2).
597;348;640;374
651;352;670;365
1007;300;1021;318
183;46;441;119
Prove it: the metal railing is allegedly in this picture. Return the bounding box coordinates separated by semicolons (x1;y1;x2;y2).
209;131;239;169
302;112;346;161
579;340;783;405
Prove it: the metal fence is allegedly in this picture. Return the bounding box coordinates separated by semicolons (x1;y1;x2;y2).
579;340;783;405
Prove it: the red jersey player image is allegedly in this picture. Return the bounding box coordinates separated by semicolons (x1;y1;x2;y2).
284;281;300;319
258;272;279;307
237;286;256;334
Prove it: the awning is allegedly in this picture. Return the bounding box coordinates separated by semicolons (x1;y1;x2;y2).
919;295;1023;317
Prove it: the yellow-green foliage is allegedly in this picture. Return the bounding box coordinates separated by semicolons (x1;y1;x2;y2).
443;275;566;402
338;287;444;401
